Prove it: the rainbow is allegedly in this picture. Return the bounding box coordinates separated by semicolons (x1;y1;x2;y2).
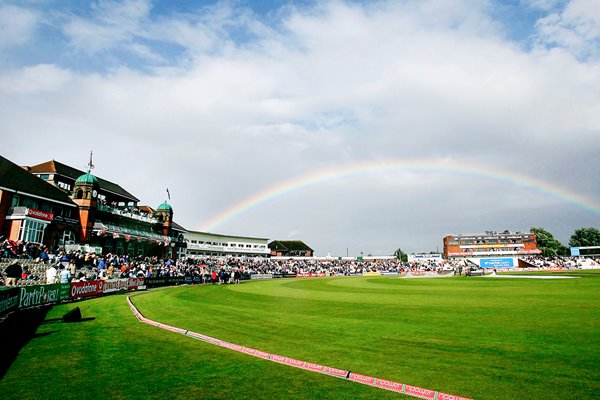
200;159;600;231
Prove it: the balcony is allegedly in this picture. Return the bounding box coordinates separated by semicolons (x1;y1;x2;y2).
97;204;159;224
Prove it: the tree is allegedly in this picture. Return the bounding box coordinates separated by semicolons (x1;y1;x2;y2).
530;227;568;256
394;248;408;262
569;227;600;247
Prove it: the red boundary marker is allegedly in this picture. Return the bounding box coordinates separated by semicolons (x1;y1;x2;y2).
127;295;472;399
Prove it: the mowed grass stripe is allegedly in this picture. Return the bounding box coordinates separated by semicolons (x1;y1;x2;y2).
133;273;600;400
0;292;400;400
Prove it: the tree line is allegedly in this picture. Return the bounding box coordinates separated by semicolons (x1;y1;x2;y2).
531;226;600;257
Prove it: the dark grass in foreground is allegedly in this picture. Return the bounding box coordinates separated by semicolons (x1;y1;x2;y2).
2;272;600;399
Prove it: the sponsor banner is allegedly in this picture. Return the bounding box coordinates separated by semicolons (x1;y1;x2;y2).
403;385;437;399
193;276;202;283
324;367;349;378
144;277;185;288
103;279;128;294
362;271;380;277
19;283;70;308
448;250;541;256
226;343;244;351
479;258;514;268
127;278;146;291
349;373;376;385
303;362;325;372
250;274;273;280
26;208;54;221
408;254;443;262
70;280;105;300
376;379;404;392
272;273;297;279
284;358;305;368
459;244;523;249
270;354;287;364
0;287;20;317
437;393;472;400
296;273;327;278
380;271;399;275
184;276;193;284
250;349;271;359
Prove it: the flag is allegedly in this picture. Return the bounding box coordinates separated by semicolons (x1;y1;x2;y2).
166;188;170;200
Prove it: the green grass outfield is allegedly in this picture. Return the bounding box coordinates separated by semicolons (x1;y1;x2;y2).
1;271;599;399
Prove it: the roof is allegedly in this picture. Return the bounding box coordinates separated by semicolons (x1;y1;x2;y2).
137;205;155;215
157;201;173;211
186;230;269;242
171;221;188;233
75;171;98;185
28;160;139;202
268;240;314;252
0;155;77;208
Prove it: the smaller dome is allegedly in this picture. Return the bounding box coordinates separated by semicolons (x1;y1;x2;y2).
75;172;98;185
157;201;172;211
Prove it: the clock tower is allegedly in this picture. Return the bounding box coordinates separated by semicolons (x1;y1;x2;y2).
72;152;99;243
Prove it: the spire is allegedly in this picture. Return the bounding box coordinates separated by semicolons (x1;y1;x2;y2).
87;150;95;173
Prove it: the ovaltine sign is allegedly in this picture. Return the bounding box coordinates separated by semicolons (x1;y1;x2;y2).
70;280;104;299
26;208;54;221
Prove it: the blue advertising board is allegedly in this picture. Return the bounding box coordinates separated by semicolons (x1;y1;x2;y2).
480;258;514;268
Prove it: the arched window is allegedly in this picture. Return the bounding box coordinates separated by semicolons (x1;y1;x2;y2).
76;189;84;199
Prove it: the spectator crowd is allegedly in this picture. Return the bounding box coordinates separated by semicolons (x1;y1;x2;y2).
1;237;599;288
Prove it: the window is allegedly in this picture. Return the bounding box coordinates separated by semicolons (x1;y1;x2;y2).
58;181;72;191
40;174;49;180
23;198;38;209
18;219;47;244
11;195;20;207
61;230;76;245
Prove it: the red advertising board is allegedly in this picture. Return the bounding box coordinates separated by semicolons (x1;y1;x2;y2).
284;358;305;368
437;393;472;400
270;354;286;363
324;367;348;378
26;208;54;221
376;378;404;392
70;280;105;299
127;278;146;290
349;372;375;385
303;362;325;372
403;385;437;399
296;272;327;278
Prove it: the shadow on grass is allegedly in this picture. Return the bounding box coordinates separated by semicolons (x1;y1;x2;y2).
0;305;52;379
41;317;96;325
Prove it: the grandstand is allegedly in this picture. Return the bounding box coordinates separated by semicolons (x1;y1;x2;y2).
443;232;542;269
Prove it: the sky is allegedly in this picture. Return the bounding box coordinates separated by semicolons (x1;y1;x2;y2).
1;0;599;256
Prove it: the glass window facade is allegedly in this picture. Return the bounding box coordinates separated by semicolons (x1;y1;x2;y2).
18;219;48;244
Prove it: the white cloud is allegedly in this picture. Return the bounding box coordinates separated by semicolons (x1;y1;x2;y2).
0;64;72;94
534;0;600;59
62;0;155;56
0;4;38;48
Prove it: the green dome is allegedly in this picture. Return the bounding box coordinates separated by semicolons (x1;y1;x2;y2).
75;172;98;185
157;201;173;211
